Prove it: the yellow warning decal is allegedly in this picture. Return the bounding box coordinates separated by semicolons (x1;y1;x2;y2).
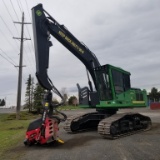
132;101;145;104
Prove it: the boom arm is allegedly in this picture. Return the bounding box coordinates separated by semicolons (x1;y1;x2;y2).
32;4;100;91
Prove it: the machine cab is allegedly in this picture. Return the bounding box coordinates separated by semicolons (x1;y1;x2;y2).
95;64;131;101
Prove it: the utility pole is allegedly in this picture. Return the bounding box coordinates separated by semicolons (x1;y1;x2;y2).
13;12;31;119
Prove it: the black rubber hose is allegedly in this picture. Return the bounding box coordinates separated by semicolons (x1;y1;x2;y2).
51;103;67;122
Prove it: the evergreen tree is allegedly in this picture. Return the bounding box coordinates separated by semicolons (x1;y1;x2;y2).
149;87;160;102
30;77;34;110
0;99;5;106
25;75;34;112
33;82;45;113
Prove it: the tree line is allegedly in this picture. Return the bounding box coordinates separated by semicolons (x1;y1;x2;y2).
25;75;78;113
148;87;160;102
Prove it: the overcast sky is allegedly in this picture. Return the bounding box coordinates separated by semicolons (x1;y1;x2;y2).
0;0;160;106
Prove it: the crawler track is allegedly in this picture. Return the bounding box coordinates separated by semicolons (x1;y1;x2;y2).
64;112;106;133
64;112;151;139
98;113;152;139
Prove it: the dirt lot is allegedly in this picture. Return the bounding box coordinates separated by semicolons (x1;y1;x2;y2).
5;108;160;160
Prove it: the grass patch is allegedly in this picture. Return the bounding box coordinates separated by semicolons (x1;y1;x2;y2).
0;112;40;159
58;105;82;111
6;111;39;120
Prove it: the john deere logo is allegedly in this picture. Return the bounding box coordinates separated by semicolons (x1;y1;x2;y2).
36;10;42;16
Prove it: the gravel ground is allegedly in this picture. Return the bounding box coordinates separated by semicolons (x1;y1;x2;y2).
6;108;160;160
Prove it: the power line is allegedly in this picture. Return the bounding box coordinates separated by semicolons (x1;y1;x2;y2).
0;49;27;81
25;0;32;21
0;15;20;50
8;0;34;75
24;29;36;72
0;48;16;67
0;0;29;85
2;0;20;35
18;0;35;65
18;0;24;11
24;25;33;50
23;38;35;68
0;27;19;53
24;26;35;65
16;0;22;13
24;0;35;56
0;48;17;66
1;0;33;81
1;0;29;75
0;15;14;36
2;0;13;20
14;0;35;73
10;0;20;21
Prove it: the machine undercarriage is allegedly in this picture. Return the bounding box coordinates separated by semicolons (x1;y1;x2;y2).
64;111;151;139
